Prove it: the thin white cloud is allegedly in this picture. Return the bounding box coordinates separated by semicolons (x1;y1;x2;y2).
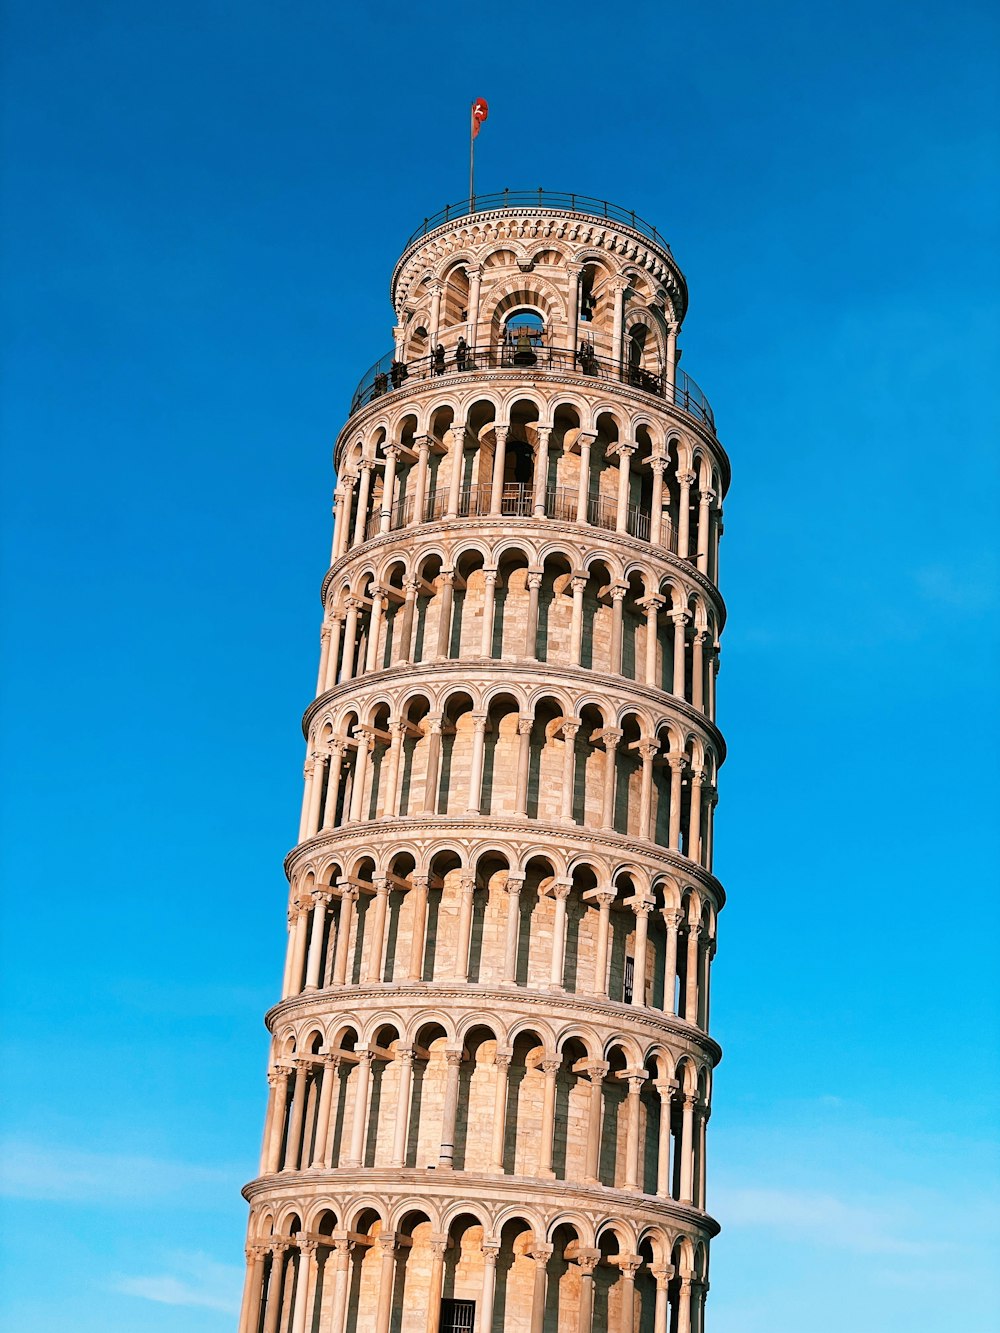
112;1252;242;1315
0;1138;235;1204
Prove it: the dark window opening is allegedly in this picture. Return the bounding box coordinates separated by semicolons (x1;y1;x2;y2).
441;1298;476;1332
624;955;635;1004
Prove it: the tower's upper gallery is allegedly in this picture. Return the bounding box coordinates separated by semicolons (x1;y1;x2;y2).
346;192;715;435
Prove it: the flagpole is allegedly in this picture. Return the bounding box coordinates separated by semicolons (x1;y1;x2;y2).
469;101;475;208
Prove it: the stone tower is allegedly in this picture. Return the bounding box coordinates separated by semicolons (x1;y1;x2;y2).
239;191;728;1333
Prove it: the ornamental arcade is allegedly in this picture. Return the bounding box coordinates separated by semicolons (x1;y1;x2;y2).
239;192;730;1333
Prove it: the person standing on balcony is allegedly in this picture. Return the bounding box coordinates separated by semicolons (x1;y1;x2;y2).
434;344;446;374
456;336;468;370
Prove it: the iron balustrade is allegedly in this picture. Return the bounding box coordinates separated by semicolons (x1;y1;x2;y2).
401;190;672;253
349;343;715;432
361;482;673;548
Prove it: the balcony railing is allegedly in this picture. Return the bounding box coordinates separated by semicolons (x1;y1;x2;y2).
363;482;672;548
401;190;672;253
349;343;715;433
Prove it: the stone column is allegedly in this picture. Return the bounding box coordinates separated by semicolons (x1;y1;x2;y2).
630;896;653;1007
351;460;374;547
390;1047;414;1167
574;1251;600;1333
412;436;431;524
648;456;667;546
365;878;390;984
330;478;350;561
304;892;332;990
365;586;386;671
514;716;534;814
335;474;356;560
467;267;482;342
424;1235;449;1333
290;1239;318;1333
549;880;572;990
285;903;309;998
567;263;581;352
677;1277;693;1333
454;872;476;981
488;1053;511;1172
445;423;468;518
569;573;587;664
667;757;685;852
382;723;405;819
428;282;442;346
528;1244;553;1333
679;1095;696;1204
638;740;658;840
297;756;314;843
611;277;628;367
421;718;443;814
684;921;702;1022
666;324;679;388
396;579;419;664
407;875;430;981
538;1058;561;1178
676;471;695;560
322;741;345;829
691;630;706;711
478;1241;501;1333
260;1242;289;1333
311;1054;340;1168
687;773;703;864
590;890;615;997
662;908;683;1014
316;621;332;697
584;1063;608;1184
651;1266;673;1333
373;1232;398;1333
434;570;455;659
524;570;543;658
239;1244;267;1333
696;488;716;575
438;1049;464;1168
327;1236;354;1333
323;613;344;691
614;443;636;533
642;595;664;685
500;874;524;985
601;730;622;829
575;432;594;525
618;1256;641;1333
560;720;580;822
346;1050;373;1167
262;1070;289;1174
340;597;361;682
670;611;689;698
347;731;371;823
697;1101;709;1208
331;887;357;987
305;751;326;839
466;713;488;813
623;1073;647;1190
609;583;626;675
283;1060;309;1171
532;426;551;517
655;1081;674;1196
489;424;509;514
479;568;498;656
379;446;400;534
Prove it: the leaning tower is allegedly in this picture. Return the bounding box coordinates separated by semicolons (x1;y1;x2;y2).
239;191;728;1333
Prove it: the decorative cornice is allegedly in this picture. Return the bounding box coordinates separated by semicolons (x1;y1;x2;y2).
282;815;725;906
301;657;727;760
263;982;723;1065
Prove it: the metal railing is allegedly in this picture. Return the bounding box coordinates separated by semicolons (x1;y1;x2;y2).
349;343;715;432
363;482;671;547
402;190;671;252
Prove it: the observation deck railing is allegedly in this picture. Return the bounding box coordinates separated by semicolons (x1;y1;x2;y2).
349;343;715;433
402;190;671;252
363;482;672;548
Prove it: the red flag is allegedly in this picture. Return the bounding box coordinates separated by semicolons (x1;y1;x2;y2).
471;98;489;139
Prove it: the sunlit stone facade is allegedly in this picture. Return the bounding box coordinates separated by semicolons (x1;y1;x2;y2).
239;193;729;1333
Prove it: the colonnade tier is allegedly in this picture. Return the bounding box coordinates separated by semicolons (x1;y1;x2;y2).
242;200;727;1333
329;383;726;589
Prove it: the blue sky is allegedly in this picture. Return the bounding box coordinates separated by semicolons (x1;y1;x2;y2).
1;1;997;1329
